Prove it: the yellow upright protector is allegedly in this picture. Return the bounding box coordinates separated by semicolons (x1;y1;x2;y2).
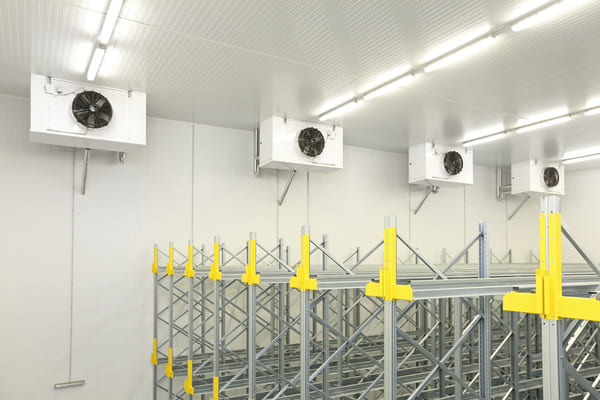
289;234;317;291
365;225;413;301
151;338;158;365
185;243;195;278
166;245;175;276
152;246;158;274
242;238;260;285
503;211;600;321
184;360;195;395
165;347;174;378
211;376;219;400
209;241;222;281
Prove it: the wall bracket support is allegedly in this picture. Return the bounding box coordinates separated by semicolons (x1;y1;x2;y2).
413;185;439;215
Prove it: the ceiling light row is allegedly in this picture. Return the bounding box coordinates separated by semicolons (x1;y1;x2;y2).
317;0;590;121
462;104;600;147
86;0;123;81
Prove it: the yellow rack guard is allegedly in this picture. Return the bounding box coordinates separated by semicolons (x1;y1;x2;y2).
184;360;195;395
165;347;174;378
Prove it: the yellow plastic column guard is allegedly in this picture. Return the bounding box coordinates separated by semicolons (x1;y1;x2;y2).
166;244;175;276
151;338;157;365
185;242;195;278
209;241;222;281
242;237;260;285
289;233;317;291
365;223;413;301
503;212;600;321
184;360;195;395
165;347;174;378
152;245;158;274
210;376;219;400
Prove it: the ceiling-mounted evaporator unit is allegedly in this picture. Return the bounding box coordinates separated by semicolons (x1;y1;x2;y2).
29;74;146;152
409;142;473;186
511;160;565;196
258;116;343;172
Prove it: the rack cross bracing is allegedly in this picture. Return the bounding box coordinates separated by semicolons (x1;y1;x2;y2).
151;201;600;399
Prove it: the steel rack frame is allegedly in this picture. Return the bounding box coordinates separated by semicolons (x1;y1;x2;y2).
151;208;600;399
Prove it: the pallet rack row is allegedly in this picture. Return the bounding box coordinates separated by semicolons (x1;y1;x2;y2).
152;197;600;399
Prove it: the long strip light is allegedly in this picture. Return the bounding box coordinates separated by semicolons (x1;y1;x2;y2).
563;153;600;164
98;0;124;45
86;47;106;81
512;0;589;32
423;36;495;73
461;104;600;146
85;0;123;81
515;114;571;133
463;132;507;147
317;0;594;121
318;100;362;121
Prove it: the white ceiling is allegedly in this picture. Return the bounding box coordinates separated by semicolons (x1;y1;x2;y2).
1;0;600;166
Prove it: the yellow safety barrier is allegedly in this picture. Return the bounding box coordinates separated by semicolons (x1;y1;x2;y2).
151;338;157;365
185;243;195;278
184;360;195;395
165;347;174;378
290;233;317;291
166;244;175;276
504;212;600;321
152;246;158;274
211;376;219;400
242;238;260;285
209;241;222;281
366;224;413;301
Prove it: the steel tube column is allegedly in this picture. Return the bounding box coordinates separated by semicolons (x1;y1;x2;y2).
300;225;311;400
478;223;491;399
541;196;567;400
384;216;398;400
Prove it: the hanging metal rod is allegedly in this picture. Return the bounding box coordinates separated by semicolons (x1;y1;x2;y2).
278;169;297;206
81;148;90;195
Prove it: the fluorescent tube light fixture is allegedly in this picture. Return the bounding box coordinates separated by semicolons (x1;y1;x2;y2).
86;47;106;81
463;132;507;147
424;36;496;73
319;100;361;121
364;75;416;100
562;153;600;164
515;115;571;133
584;103;600;116
512;0;589;32
98;0;124;45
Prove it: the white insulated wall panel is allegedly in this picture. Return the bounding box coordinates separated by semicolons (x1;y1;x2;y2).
69;117;193;400
308;147;409;267
193;124;277;250
0;96;72;399
465;166;508;260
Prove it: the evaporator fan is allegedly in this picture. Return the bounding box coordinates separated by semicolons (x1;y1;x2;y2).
543;166;560;187
72;90;113;129
443;151;464;176
298;127;325;157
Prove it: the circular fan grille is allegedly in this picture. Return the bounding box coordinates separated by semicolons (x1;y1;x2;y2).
543;167;560;187
443;151;464;176
298;127;325;157
72;91;113;129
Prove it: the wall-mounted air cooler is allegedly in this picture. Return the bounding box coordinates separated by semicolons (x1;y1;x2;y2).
258;116;343;172
409;143;473;186
511;160;565;196
30;74;146;152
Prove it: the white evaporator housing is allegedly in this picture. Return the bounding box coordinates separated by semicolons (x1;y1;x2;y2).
30;74;146;152
409;142;473;186
511;160;565;196
258;116;343;172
